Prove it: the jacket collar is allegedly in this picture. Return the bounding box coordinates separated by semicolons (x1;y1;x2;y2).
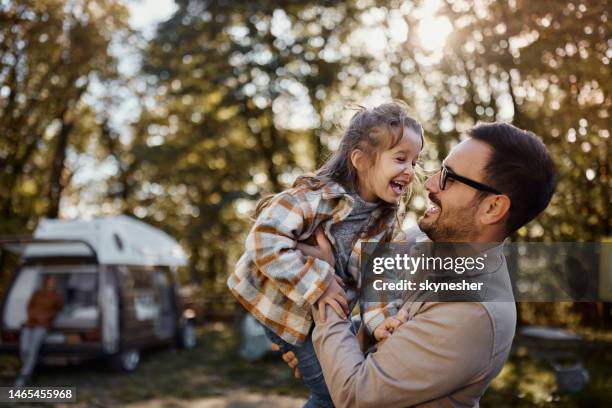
303;176;397;233
318;178;351;200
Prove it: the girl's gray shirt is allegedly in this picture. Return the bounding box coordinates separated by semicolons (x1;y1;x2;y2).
330;194;380;286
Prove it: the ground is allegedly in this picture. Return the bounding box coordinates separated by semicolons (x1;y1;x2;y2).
0;323;610;407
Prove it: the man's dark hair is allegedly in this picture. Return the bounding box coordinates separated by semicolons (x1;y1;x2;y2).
470;122;557;234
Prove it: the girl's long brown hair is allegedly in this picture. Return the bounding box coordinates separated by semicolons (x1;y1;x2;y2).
255;101;424;242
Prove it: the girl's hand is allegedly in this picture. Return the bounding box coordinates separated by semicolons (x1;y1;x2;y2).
373;308;409;342
271;343;301;379
297;227;335;267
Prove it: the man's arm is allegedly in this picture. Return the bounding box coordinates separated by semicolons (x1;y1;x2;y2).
361;227;430;335
311;302;494;408
26;290;40;316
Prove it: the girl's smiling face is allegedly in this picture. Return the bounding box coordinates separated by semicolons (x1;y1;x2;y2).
353;127;423;204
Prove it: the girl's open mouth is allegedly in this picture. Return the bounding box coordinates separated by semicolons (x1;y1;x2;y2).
390;180;407;195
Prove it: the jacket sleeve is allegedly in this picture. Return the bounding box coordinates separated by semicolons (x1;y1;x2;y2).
360;227;430;334
312;302;494;408
359;240;406;334
26;292;38;317
360;299;402;335
55;294;65;314
247;190;334;307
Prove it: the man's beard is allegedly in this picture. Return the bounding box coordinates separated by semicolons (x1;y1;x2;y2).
418;198;481;242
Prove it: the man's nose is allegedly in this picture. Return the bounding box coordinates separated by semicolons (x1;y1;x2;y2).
424;173;440;193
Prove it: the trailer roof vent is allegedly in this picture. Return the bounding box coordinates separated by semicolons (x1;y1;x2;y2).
113;233;124;251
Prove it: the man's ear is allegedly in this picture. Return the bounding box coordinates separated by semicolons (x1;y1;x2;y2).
350;149;368;173
479;195;511;226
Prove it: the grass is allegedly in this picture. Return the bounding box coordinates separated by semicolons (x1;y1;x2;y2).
481;335;612;407
0;323;306;407
0;323;609;407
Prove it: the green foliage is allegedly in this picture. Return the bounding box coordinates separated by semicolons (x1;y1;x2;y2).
423;1;611;241
117;1;366;288
0;0;130;232
0;0;609;298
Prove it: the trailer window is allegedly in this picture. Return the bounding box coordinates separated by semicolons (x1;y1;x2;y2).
118;266;160;321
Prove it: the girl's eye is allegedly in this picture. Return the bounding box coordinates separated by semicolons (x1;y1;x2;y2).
412;161;417;167
395;157;406;163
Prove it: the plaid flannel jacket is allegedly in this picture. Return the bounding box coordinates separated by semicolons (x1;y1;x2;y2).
227;180;400;345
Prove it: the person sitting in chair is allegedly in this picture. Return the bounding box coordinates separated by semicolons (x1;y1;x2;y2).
15;275;64;387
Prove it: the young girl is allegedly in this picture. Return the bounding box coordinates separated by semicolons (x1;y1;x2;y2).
228;102;424;407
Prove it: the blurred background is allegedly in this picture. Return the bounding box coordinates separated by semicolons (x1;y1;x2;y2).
0;0;610;406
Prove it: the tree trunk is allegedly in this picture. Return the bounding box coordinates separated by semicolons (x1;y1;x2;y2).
46;108;74;218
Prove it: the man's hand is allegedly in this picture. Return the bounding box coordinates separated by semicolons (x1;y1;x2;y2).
316;275;348;322
271;343;301;379
373;308;409;342
297;227;335;267
297;227;347;322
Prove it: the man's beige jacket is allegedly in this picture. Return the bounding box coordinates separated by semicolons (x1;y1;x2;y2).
312;243;516;407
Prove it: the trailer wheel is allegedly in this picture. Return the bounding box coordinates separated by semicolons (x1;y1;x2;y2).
178;321;197;349
110;349;140;372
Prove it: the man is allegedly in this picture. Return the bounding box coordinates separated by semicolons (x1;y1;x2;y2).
278;123;557;407
15;275;64;387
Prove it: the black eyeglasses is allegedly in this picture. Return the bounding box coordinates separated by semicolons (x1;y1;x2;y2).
439;164;502;195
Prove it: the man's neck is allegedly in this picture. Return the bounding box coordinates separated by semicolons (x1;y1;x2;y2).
472;229;506;243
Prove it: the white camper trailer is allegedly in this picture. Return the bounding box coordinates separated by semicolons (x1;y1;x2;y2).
0;216;199;371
